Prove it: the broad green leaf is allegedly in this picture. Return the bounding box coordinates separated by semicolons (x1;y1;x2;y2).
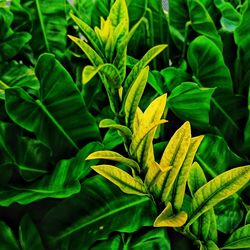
161;67;191;92
205;240;220;250
41;176;157;250
244;86;250;149
154;202;188;227
185;165;250;228
124;66;149;129
214;0;241;32
195;134;245;177
68;35;104;66
215;196;244;234
234;2;250;73
123;45;167;93
0;141;102;206
70;13;104;58
90;228;171;250
188;0;222;50
0;61;39;92
82;63;121;88
168;0;188;50
108;0;128;28
102;129;124;150
92;165;147;196
0;122;51;181
87;150;140;172
0;221;19;250
222;224;250;249
5;54;100;160
19;215;44;250
21;0;67;58
0;8;31;61
99;119;132;139
188;36;233;90
173;136;204;211
168;82;215;130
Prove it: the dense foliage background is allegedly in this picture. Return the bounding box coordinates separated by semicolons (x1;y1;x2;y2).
0;0;250;249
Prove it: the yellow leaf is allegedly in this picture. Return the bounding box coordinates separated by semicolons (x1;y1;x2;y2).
92;165;147;196
154;202;188;227
173;135;204;211
86;150;140;172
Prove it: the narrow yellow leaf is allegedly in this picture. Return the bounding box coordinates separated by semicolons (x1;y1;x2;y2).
154;202;188;227
160;122;191;203
173;135;204;211
92;165;147;196
86;150;140;172
133;107;143;133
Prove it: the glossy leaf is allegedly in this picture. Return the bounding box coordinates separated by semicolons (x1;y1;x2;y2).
87;150;140;172
188;36;233;90
92;165;147;196
154;202;188;227
0;221;19;250
5;54;100;160
124;66;149;129
168;82;215;130
222;224;250;249
41;176;157;250
186;165;250;228
21;0;67;58
19;215;44;250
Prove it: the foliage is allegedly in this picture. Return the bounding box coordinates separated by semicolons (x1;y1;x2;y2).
0;0;250;250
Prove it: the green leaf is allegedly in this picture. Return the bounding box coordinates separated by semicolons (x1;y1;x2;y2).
154;202;188;227
0;221;19;250
215;196;244;234
222;224;250;249
19;215;44;250
195;134;245;177
99;119;132;139
168;82;215;130
41;176;157;250
91;228;171;250
92;165;147;196
124;66;149;129
87;150;140;172
68;35;104;66
21;0;67;58
123;45;167;93
5;54;100;160
70;13;104;59
0;141;102;207
185;165;250;228
214;0;241;32
82;63;121;88
108;0;128;28
188;0;223;50
188;36;233;90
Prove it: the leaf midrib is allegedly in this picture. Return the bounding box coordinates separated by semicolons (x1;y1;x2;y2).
55;197;151;240
223;235;250;248
35;0;50;51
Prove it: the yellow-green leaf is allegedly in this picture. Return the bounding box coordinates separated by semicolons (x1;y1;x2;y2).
154;202;188;227
82;64;121;88
185;165;250;229
133;107;143;133
68;35;104;66
129;119;168;157
173;136;204;211
70;13;104;58
124;66;149;129
86;150;140;172
108;0;128;28
124;45;168;93
159;122;191;203
99;119;132;139
91;165;147;196
222;224;250;249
